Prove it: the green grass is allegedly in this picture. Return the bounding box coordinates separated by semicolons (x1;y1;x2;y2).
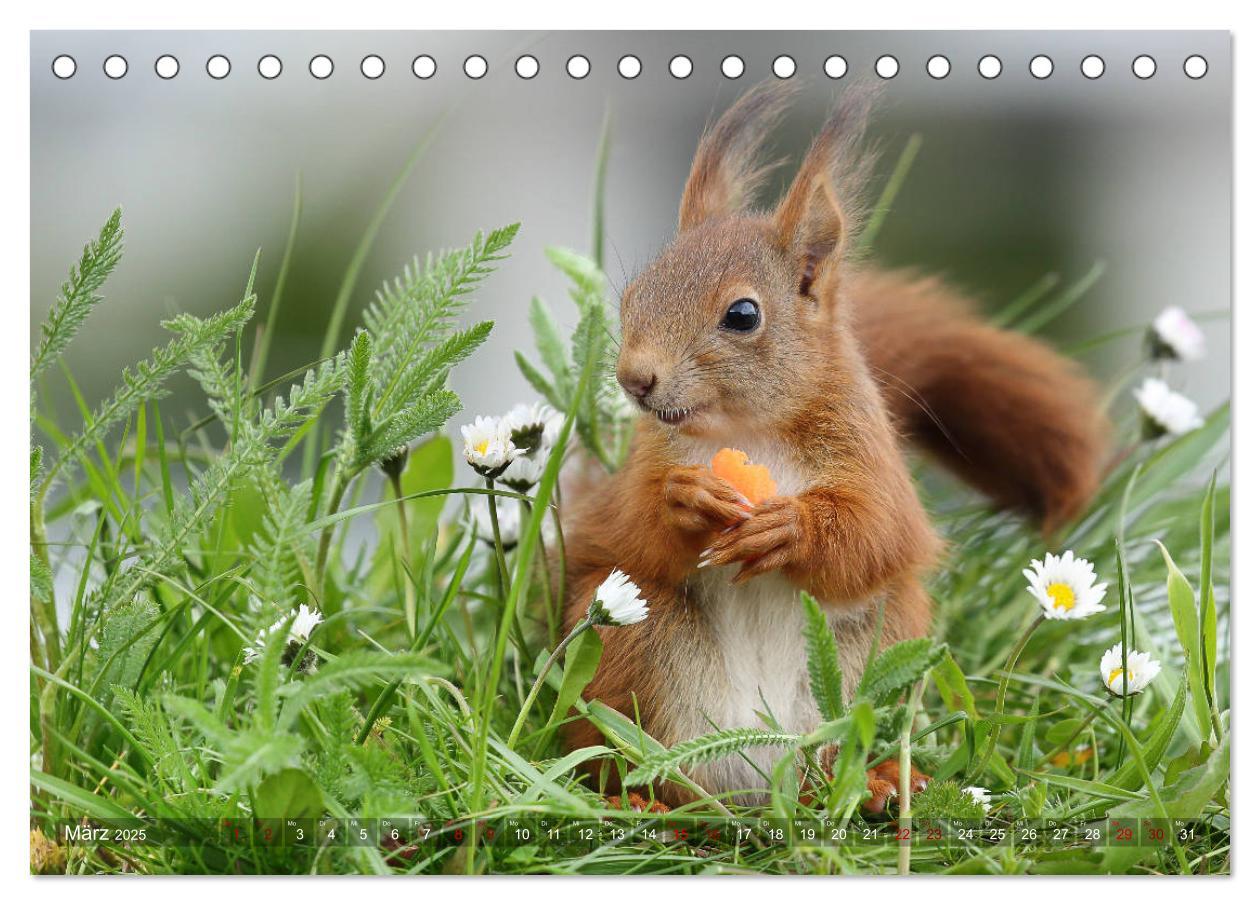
29;185;1229;876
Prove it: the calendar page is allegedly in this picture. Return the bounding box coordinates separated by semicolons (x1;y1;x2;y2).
27;29;1231;877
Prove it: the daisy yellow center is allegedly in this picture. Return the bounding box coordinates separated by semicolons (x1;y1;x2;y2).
1046;581;1076;612
474;439;490;456
1108;667;1134;687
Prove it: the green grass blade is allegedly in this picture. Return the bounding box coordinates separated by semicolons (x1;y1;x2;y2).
1155;541;1212;741
856;133;922;251
1014;260;1106;335
250;174;303;392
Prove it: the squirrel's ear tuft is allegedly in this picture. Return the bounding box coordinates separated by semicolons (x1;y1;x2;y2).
774;88;878;297
777;176;847;297
678;81;794;232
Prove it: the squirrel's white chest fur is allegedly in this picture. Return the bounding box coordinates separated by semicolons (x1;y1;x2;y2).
669;436;870;803
682;567;872;804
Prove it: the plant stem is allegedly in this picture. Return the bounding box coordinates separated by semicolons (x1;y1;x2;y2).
484;478;511;598
970;613;1043;783
484;479;529;658
506;618;591;750
314;472;349;582
527;500;559;648
390;471;417;638
898;678;927;876
549;502;567;641
29;501;60;671
1036;706;1104;769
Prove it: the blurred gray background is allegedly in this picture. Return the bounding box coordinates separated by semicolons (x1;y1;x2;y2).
30;30;1231;437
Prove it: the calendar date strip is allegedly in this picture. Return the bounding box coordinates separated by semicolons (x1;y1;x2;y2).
48;816;1224;852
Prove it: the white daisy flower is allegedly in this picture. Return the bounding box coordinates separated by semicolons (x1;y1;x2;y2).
1023;550;1107;620
588;569;650;627
244;604;323;670
1099;643;1161;696
962;786;992;813
502;402;557;456
460;415;518;478
1150;306;1206;362
1134;378;1204;439
500;452;546;492
469;495;520;549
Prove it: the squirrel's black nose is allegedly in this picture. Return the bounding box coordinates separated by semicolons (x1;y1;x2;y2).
618;369;657;401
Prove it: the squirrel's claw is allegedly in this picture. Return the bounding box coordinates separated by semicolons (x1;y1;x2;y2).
701;496;802;577
733;548;793;583
664;466;750;536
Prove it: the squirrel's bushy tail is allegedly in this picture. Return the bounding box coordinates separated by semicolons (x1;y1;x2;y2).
850;269;1108;532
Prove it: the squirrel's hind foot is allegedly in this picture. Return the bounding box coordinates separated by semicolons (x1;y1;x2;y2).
862;760;931;817
606;792;670;814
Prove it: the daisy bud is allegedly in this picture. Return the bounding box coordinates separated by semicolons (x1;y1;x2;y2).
502;402;557;457
1023;550;1107;620
1099;643;1161;696
587;569;650;627
1148;306;1206;362
461;415;518;478
500;453;546;492
378;444;410;480
1134;377;1204;439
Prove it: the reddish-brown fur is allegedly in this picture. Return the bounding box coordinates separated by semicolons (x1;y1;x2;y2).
559;83;1107;806
851;268;1108;532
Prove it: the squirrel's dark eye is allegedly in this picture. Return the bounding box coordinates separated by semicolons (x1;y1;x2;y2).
720;298;760;332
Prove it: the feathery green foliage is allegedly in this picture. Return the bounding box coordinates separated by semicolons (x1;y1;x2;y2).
801;591;846;722
43;287;257;492
857;638;946;703
517;247;633;470
91;352;347;619
31;208;124;382
624;728;798;786
247;477;316;607
338;226;515;476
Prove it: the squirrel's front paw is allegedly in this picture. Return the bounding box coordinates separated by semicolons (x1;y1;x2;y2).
698;496;804;582
663;465;750;535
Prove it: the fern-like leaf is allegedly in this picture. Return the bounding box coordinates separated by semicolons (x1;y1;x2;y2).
516;248;630;471
114;688;199;798
336;226;515;474
30;553;53;603
622;727;798;786
346;329;373;442
800;592;846;721
248;478;316;606
515;351;562;410
277;651;446;731
383;320;494;407
46;293;256;489
86;351;347;627
354;389;460;471
31;208;124;381
528;295;573;395
365;224;518;408
857;638;946;702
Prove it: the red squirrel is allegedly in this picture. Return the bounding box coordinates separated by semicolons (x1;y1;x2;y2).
560;84;1107;808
